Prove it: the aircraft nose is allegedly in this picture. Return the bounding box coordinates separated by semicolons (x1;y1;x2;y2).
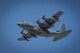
17;23;20;25
17;23;21;26
17;21;23;26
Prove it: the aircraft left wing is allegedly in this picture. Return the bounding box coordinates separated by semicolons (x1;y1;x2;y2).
37;11;63;33
42;11;63;29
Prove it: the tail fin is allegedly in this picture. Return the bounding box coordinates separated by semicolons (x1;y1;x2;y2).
57;24;65;33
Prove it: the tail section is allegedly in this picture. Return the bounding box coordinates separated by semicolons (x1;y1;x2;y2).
53;30;72;41
53;24;72;41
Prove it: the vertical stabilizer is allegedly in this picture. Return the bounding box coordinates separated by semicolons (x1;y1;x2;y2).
57;24;65;33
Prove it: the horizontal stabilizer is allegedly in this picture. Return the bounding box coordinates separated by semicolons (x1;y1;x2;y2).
53;30;72;41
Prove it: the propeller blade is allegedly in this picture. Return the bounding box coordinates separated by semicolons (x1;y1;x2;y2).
36;19;39;24
21;30;24;34
42;15;45;19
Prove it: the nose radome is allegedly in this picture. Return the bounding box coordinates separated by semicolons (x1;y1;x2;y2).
17;21;28;26
17;23;20;26
17;22;22;26
17;21;25;26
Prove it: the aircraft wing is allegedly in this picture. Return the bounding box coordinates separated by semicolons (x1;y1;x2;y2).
37;11;63;33
44;11;63;29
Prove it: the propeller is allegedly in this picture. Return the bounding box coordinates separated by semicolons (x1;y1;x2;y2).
21;30;24;34
42;15;45;19
36;19;39;24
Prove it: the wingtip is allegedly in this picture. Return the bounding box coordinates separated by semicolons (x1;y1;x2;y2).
17;38;24;41
58;11;63;14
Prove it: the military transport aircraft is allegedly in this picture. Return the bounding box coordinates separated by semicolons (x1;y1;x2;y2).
17;11;72;41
